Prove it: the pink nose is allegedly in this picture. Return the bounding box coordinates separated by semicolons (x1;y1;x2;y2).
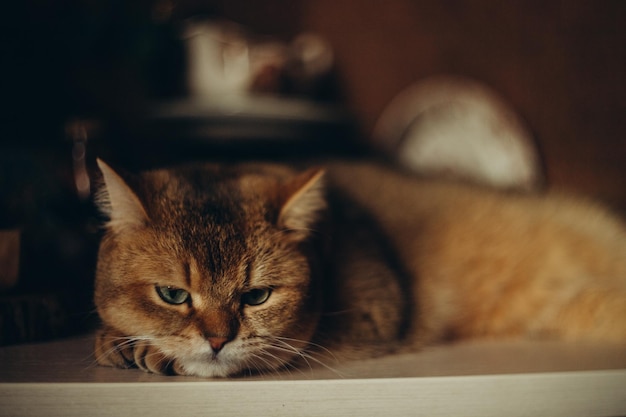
208;337;229;352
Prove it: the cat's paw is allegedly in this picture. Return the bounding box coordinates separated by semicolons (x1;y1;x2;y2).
94;328;175;375
132;340;176;375
94;328;135;369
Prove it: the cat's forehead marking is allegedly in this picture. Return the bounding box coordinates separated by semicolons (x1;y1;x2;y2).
145;165;285;289
183;258;193;288
185;254;249;310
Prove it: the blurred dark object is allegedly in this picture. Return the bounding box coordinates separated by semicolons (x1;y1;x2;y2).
0;149;100;345
0;230;20;291
96;96;358;172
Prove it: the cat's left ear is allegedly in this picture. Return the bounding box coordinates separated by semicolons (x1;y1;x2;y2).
278;168;326;240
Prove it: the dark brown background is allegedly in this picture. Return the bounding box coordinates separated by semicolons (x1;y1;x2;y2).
216;0;626;209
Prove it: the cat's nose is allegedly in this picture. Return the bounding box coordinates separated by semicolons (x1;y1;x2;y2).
207;336;229;352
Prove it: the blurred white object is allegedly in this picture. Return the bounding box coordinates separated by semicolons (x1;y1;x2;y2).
182;20;251;97
290;33;334;80
181;19;335;99
373;76;543;190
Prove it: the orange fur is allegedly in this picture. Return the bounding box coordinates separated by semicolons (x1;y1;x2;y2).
328;162;626;345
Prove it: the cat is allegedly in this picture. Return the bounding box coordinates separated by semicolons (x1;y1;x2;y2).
93;158;626;377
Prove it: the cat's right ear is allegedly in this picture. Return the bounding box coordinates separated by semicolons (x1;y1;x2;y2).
278;168;327;241
96;159;149;230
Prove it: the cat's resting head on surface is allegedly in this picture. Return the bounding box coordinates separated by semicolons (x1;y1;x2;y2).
94;159;326;377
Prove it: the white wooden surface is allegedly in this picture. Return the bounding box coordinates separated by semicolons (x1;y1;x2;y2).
1;334;625;416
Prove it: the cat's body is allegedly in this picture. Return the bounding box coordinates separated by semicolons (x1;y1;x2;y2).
94;159;626;377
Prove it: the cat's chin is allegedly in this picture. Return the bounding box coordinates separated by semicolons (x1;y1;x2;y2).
175;354;284;378
164;347;243;378
177;357;241;378
156;336;296;377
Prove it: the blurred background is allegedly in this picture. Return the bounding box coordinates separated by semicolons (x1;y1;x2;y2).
1;0;625;345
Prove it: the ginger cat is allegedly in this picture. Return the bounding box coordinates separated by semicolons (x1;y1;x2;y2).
94;159;626;377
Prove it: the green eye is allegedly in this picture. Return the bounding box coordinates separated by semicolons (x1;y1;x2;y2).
242;288;272;306
156;286;190;305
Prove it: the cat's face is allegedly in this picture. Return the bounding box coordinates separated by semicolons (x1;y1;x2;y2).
94;161;326;377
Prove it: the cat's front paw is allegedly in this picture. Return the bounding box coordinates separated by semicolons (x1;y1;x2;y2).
94;328;175;375
94;327;135;369
132;340;176;375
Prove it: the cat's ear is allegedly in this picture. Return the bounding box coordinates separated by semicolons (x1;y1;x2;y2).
278;168;326;240
96;158;149;230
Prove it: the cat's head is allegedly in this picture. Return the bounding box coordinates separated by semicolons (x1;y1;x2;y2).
94;159;326;377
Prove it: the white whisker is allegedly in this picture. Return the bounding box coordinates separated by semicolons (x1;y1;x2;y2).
262;336;344;378
248;350;284;377
274;336;338;361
